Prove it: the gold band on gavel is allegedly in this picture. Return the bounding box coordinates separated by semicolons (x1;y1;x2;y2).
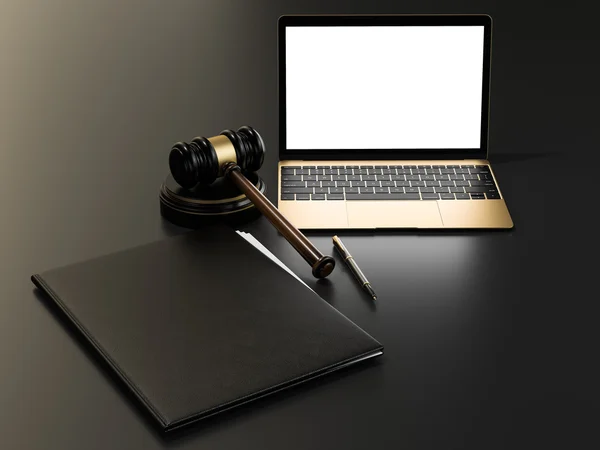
208;135;238;176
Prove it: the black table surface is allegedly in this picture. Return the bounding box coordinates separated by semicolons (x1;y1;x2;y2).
1;1;597;449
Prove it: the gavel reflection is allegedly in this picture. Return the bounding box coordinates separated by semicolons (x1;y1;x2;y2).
169;126;335;279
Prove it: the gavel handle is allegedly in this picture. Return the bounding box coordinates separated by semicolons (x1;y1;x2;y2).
223;163;335;279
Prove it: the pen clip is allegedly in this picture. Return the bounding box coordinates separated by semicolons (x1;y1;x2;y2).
332;235;351;260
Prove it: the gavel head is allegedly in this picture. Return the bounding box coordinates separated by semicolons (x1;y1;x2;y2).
169;126;265;189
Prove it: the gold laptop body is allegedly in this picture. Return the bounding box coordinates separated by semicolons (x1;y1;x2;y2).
278;159;512;229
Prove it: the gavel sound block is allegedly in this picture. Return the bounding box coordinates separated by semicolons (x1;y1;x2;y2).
165;126;335;279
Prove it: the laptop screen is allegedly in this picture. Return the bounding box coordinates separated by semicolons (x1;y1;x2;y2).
284;25;486;152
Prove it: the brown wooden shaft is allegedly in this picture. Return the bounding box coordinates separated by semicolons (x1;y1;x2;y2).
224;164;324;267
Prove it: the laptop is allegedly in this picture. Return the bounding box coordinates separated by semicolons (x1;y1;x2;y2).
277;14;513;229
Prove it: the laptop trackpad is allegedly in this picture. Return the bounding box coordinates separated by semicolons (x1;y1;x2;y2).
346;201;443;228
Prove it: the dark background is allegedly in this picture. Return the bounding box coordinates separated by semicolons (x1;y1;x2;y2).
0;1;597;449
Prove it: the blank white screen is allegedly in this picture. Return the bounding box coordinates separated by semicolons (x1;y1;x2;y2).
285;26;485;149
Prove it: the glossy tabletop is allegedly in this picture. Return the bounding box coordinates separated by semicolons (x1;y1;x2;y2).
0;1;596;449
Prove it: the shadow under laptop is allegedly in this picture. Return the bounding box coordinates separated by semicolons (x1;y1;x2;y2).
32;286;383;444
303;227;516;238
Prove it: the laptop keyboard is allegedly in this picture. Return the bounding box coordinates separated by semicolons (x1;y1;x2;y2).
280;165;500;201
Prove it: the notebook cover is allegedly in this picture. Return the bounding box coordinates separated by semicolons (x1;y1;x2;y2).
31;226;383;431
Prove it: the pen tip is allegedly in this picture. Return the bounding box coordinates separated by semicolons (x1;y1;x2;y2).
372;296;377;301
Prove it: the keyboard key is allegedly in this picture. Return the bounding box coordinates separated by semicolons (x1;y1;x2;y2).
405;165;417;169
376;175;391;181
450;187;465;193
455;168;469;174
347;175;361;181
345;193;421;200
345;187;359;194
302;166;316;169
315;188;328;194
331;165;344;169
296;193;310;200
311;194;325;200
411;181;425;187
336;181;350;187
310;169;324;175
281;168;295;174
296;169;309;175
355;169;368;175
375;187;389;193
421;175;435;181
304;175;317;181
440;181;454;187
366;181;380;187
455;181;469;187
362;175;376;181
470;193;485;199
406;175;420;181
360;187;374;194
325;169;338;175
425;181;440;187
427;168;441;175
391;175;406;181
395;181;410;187
282;175;302;181
405;187;419;193
446;165;460;168
283;181;305;187
470;180;496;187
418;165;431;169
440;193;455;200
322;181;336;187
327;194;345;200
351;181;366;187
339;169;353;175
318;175;332;181
360;165;373;169
441;168;454;174
421;193;439;200
461;165;475;168
450;174;464;180
464;174;478;180
390;187;405;193
333;175;346;181
435;187;450;193
412;169;426;175
329;187;344;194
466;187;488;193
284;166;301;169
280;194;295;200
486;192;501;199
381;181;395;187
283;187;313;194
419;187;434;193
456;193;470;199
396;169;411;175
316;166;329;169
382;169;394;174
306;181;320;187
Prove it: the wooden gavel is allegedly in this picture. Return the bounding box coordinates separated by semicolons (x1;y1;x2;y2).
168;126;335;278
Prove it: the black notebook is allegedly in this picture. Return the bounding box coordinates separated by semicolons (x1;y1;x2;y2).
31;226;383;431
